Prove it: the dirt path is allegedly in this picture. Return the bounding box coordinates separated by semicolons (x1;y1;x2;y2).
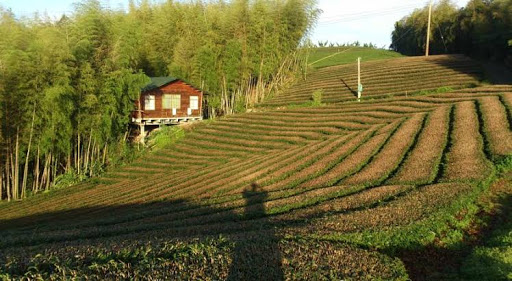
482;61;512;84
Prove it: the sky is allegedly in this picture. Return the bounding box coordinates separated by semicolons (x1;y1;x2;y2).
1;0;471;48
311;0;470;48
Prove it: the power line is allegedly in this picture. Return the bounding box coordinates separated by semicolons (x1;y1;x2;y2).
320;1;426;20
391;24;416;45
318;1;428;25
318;8;420;25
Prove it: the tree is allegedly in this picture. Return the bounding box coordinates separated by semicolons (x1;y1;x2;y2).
391;0;512;60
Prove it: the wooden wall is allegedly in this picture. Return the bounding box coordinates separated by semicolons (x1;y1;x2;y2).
135;80;203;119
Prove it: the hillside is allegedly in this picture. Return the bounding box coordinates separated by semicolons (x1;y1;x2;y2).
308;46;404;69
1;55;512;279
264;54;482;107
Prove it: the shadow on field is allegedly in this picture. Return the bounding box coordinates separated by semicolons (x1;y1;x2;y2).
480;61;512;85
395;191;512;281
0;183;285;280
428;55;484;85
227;183;284;280
339;77;358;97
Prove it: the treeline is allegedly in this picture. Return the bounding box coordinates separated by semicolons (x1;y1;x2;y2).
316;41;381;49
0;0;318;201
390;0;512;62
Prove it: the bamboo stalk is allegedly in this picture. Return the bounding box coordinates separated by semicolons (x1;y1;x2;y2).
34;144;40;193
14;130;19;200
10;151;15;200
74;134;77;171
84;130;93;174
0;166;3;200
222;75;229;114
21;105;36;198
66;153;71;173
77;133;81;175
102;143;108;165
52;152;57;184
5;153;10;202
46;153;51;190
89;138;96;177
95;142;100;174
39;153;46;191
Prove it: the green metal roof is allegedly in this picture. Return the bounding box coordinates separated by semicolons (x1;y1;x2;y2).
141;77;178;92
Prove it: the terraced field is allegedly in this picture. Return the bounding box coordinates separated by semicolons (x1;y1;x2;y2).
307;46;404;69
263;54;483;106
0;57;511;279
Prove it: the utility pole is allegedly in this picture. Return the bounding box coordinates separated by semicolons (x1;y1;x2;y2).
426;0;433;56
357;57;362;101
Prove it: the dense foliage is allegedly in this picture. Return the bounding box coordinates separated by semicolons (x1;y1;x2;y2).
0;0;318;201
130;0;318;115
390;0;512;63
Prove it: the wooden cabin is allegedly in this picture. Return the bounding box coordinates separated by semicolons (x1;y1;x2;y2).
132;77;204;140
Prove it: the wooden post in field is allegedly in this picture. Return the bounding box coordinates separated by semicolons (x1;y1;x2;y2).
426;1;432;57
357;57;362;101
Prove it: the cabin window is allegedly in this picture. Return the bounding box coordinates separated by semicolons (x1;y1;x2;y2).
162;94;171;109
190;96;199;110
144;94;155;110
163;94;181;109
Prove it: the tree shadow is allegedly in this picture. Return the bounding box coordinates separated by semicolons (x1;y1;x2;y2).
227;183;284;280
4;175;509;280
393;192;512;281
0;183;286;280
427;54;485;84
339;77;358;97
480;61;512;85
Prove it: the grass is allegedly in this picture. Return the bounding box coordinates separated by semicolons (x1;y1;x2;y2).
307;47;404;69
462;232;512;280
460;162;512;281
147;125;185;149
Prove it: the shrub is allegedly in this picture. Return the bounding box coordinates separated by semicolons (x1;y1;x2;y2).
311;89;323;106
52;171;86;190
107;138;142;168
148;125;185;149
234;98;247;113
435;86;454;93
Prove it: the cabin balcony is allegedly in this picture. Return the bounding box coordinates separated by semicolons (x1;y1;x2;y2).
131;116;203;125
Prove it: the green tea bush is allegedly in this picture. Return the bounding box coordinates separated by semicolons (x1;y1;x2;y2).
311;89;323;106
